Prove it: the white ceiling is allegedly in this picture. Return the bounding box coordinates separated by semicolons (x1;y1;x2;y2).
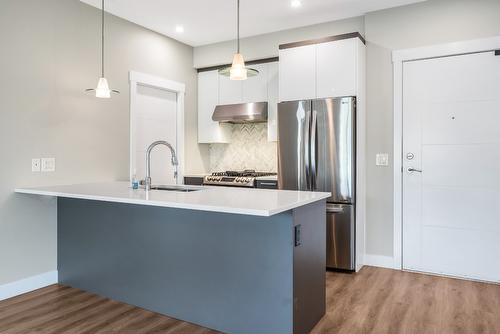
80;0;427;47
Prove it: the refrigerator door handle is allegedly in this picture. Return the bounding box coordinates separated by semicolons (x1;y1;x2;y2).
304;108;311;191
326;204;345;213
310;109;317;191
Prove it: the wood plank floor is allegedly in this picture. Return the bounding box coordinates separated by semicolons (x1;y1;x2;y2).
1;266;499;333
313;266;500;334
0;285;220;334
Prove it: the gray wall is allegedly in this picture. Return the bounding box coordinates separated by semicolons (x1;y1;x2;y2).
194;17;365;68
194;0;500;258
364;0;500;256
2;0;500;285
0;0;206;284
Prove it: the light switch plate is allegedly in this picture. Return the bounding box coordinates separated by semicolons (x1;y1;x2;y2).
32;158;41;172
376;154;389;167
41;158;56;172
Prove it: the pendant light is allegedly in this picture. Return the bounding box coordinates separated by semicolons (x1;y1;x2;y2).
85;0;119;98
218;0;258;80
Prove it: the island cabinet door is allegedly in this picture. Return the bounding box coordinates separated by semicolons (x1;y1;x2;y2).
292;200;327;334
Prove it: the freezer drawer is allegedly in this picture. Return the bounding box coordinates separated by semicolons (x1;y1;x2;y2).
326;204;355;270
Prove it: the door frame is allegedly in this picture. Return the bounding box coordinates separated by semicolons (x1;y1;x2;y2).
392;36;500;270
129;71;186;183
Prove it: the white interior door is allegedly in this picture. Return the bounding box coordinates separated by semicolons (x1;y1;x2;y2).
402;51;500;282
133;84;178;185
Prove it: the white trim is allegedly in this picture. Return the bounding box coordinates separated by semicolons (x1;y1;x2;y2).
129;71;185;185
0;271;58;301
392;36;500;63
392;36;500;270
355;39;366;272
364;254;396;270
129;71;185;94
393;60;403;270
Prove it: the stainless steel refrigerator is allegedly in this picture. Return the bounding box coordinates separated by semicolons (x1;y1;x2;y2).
278;97;356;270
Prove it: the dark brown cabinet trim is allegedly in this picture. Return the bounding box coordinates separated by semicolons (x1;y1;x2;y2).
279;32;365;50
197;57;279;73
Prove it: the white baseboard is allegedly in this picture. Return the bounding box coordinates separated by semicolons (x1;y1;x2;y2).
0;271;58;301
364;254;397;269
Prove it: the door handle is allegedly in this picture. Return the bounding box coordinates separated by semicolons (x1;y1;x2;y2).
310;109;317;191
406;167;422;173
304;109;311;191
258;182;277;186
326;204;344;213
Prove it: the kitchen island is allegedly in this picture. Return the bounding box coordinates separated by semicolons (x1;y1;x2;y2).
15;182;330;334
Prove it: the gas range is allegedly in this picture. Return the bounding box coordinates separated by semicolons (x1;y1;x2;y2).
203;170;278;188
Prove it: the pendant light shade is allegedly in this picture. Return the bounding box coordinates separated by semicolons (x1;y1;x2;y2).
95;78;111;98
218;0;258;80
85;0;119;98
230;53;247;80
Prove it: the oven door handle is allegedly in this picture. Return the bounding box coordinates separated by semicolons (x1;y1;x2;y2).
258;182;277;186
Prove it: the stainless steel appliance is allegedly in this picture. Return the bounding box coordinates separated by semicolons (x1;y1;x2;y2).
203;170;278;189
212;102;268;123
278;97;356;270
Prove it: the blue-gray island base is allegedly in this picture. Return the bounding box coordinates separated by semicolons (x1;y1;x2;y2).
58;197;326;334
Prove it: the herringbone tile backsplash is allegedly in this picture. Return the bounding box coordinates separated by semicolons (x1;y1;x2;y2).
209;124;277;172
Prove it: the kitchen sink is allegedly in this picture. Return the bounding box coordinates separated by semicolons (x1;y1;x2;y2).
149;185;201;192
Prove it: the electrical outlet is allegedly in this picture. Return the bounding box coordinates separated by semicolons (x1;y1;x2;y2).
41;158;56;172
376;154;389;167
32;159;41;172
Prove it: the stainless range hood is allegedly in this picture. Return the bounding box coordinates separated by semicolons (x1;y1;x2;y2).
212;102;268;123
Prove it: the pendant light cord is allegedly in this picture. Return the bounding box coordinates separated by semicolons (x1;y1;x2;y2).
237;0;240;53
101;0;105;78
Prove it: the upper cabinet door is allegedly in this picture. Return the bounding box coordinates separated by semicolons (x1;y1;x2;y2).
242;64;268;102
267;62;279;142
219;74;243;105
198;70;231;143
316;39;357;98
279;44;316;102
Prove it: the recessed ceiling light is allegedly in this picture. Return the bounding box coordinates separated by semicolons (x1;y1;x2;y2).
291;0;302;8
175;25;184;33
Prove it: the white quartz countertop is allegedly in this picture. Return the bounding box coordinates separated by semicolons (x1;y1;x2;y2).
15;182;330;217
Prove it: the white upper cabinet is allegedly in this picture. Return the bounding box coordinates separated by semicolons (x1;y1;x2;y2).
267;62;279;142
279;36;365;101
198;71;231;143
219;74;243;105
243;64;268;102
316;38;357;98
279;44;316;102
197;61;279;143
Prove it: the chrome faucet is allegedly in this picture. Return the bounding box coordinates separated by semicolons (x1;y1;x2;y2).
145;141;179;191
